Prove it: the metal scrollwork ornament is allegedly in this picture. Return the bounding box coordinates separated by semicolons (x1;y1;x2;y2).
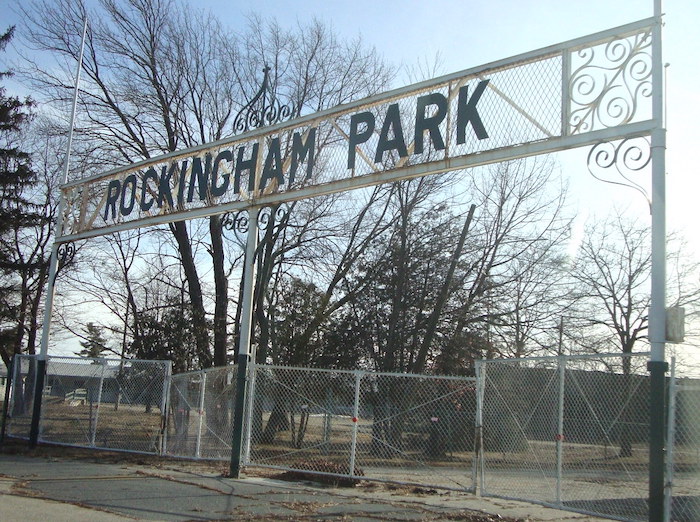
587;137;651;209
222;211;250;235
232;66;296;134
53;242;76;283
258;204;289;232
569;29;652;133
57;243;76;269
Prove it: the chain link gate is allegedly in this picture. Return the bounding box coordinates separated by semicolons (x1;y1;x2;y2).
476;353;652;522
245;365;477;491
165;365;237;460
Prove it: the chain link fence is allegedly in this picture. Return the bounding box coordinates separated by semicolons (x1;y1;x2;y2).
476;353;652;521
5;352;700;521
246;365;477;491
3;355;39;440
667;358;700;522
4;355;171;454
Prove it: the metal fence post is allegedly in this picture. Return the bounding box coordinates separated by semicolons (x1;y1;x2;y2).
29;356;46;447
556;355;566;505
243;361;257;466
160;361;172;456
195;370;207;458
349;371;362;477
665;357;676;522
475;361;485;495
91;360;106;447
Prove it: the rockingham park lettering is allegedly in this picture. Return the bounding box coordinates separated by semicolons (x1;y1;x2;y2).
347;80;490;168
101;78;491;223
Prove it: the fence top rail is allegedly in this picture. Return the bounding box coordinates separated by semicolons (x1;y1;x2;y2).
172;365;238;379
253;363;477;383
17;354;171;366
476;352;651;365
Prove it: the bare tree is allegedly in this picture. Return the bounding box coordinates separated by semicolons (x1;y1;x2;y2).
341;157;571;375
0;112;74;366
569;211;700;360
19;0;394;367
568;213;652;363
567;211;700;456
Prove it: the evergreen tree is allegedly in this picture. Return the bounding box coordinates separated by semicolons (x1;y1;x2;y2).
0;26;43;366
75;322;109;359
0;26;36;240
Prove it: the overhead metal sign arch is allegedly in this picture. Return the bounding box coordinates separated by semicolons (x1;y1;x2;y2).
57;16;656;243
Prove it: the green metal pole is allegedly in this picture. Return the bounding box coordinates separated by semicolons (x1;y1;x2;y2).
230;207;259;478
230;355;249;476
648;360;667;521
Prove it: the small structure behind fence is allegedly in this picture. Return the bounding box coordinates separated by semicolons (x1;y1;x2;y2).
5;355;171;454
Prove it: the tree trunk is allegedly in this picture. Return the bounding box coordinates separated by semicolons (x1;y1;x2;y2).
209;215;228;366
170;221;212;367
413;205;475;373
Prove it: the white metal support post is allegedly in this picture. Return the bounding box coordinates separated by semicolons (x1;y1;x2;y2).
648;1;667;520
30;17;88;448
230;207;259;477
195;370;207;458
90;361;106;447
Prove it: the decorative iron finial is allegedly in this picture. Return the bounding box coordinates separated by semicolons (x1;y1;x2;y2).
232;66;296;134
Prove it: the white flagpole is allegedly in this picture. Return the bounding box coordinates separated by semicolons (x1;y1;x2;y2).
38;16;88;359
30;16;88;447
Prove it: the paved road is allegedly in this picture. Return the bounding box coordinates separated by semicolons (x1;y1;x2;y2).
0;451;611;520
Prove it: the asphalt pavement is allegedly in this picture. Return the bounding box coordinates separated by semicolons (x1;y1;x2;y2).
0;447;612;521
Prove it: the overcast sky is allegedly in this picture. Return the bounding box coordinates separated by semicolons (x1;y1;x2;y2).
1;0;697;251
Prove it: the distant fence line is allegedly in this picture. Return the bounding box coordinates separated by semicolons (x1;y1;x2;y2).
2;353;699;522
